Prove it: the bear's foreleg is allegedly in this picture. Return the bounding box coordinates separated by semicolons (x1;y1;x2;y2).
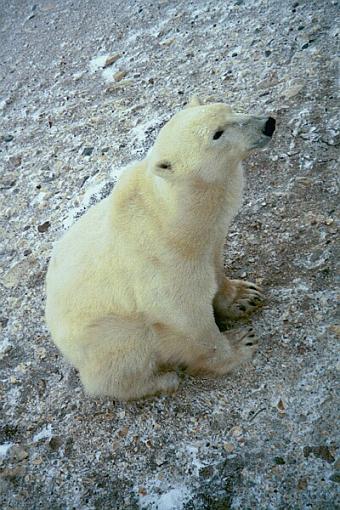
154;315;258;377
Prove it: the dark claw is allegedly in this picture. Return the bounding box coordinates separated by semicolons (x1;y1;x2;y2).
239;304;246;312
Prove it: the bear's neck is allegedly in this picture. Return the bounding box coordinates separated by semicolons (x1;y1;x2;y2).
152;163;244;256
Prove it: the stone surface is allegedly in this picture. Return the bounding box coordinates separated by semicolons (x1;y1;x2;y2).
0;0;338;509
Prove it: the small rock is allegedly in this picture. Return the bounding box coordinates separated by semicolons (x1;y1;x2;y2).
297;478;308;490
155;452;166;466
9;445;28;462
0;317;8;328
223;442;235;453
277;399;286;414
103;54;121;68
9;155;22;167
303;445;335;463
274;456;285;465
199;465;214;479
282;81;305;99
113;70;127;82
32;456;43;465
230;426;242;437
3;258;36;289
37;221;51;233
330;472;340;483
0;466;24;479
160;38;175;46
82;147;94;156
48;436;62;451
2;134;14;142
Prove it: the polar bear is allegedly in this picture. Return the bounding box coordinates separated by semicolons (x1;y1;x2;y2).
45;97;275;400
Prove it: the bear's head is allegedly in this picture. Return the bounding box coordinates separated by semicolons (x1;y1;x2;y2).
147;97;275;184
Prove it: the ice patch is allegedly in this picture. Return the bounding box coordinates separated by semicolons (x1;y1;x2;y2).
139;485;192;510
131;119;158;145
102;66;117;83
0;442;13;459
89;54;123;83
185;444;206;475
61;163;125;230
0;337;12;359
89;54;109;73
33;424;52;442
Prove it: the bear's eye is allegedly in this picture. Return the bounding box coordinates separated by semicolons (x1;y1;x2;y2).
158;161;172;170
213;130;224;140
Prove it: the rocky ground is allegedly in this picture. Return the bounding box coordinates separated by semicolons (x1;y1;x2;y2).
0;0;339;508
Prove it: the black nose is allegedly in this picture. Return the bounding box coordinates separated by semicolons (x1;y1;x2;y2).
262;117;276;137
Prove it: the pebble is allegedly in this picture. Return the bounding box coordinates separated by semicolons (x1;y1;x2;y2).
303;445;335;463
329;472;340;483
160;38;175;46
103;54;121;67
37;221;51;233
282;81;305;98
48;436;62;451
277;399;286;414
223;442;235;453
113;70;128;82
3;258;36;289
9;155;22;167
82;147;94;156
297;478;308;490
230;426;242;437
32;456;43;465
2;134;14;142
9;445;28;462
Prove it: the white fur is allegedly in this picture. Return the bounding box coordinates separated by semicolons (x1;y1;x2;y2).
46;100;273;400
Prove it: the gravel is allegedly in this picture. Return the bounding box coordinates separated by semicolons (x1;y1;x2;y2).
0;0;338;508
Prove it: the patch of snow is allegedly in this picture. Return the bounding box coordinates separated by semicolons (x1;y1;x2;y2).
62;163;126;230
102;66;117;83
139;484;192;510
0;442;13;460
89;54;108;73
185;444;205;475
0;337;12;359
33;424;52;442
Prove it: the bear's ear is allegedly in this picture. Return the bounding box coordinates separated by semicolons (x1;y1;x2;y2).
153;160;174;179
185;95;203;108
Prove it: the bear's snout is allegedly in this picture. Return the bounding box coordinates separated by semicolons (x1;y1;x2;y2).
262;117;276;137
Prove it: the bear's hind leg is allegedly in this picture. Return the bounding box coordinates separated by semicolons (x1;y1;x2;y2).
77;315;179;400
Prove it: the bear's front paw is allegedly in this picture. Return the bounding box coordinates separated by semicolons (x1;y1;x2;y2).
224;327;258;364
207;327;258;375
215;279;265;322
